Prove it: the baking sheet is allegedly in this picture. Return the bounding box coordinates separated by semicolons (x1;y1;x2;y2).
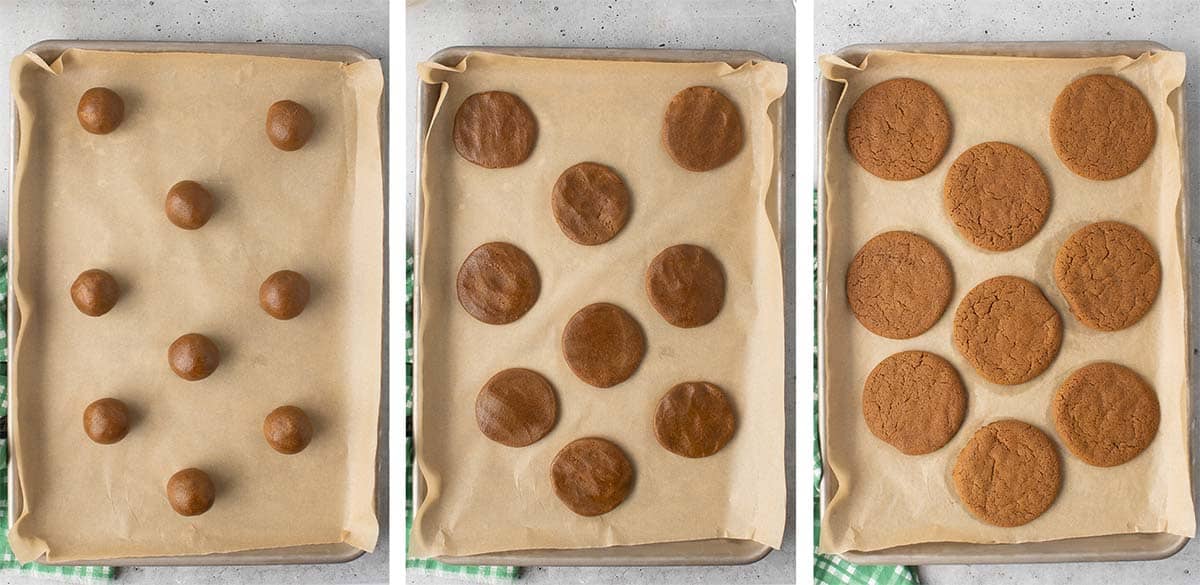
7;48;383;562
411;51;787;557
818;49;1194;554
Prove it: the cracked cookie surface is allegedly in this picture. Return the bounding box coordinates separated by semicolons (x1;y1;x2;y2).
846;231;953;339
943;142;1050;251
861;351;966;455
953;419;1061;527
846;78;951;181
1054;221;1160;331
1050;74;1155;181
952;276;1062;385
1053;362;1159;467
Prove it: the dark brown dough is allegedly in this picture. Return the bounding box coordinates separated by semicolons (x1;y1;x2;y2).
561;302;645;388
456;242;540;324
653;381;736;458
166;468;215;516
77;87;124;134
453;91;537;168
645;244;726;328
165;180;215;230
259;270;311;320
551;162;631;245
662;86;744;172
70;269;120;317
263;405;314;455
168;333;221;381
475;368;557;447
550;437;634;516
83;398;129;445
266;100;315;151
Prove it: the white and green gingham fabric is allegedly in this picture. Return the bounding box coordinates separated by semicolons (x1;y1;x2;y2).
0;256;116;582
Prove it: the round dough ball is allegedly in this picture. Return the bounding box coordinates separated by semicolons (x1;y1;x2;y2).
953;420;1061;527
550;437;634;516
83;397;129;445
266;100;315;151
77;87;125;134
861;351;965;455
662;86;743;172
263;405;314;455
846;231;953;339
645;244;726;328
475;368;557;447
453;91;538;168
952;276;1062;385
551;162;631;245
259;270;311;320
846;78;951;180
653;381;736;458
561;302;645;388
943;142;1051;252
1053;362;1159;467
70;269;120;317
1054;221;1160;331
1050;74;1155;180
456;242;540;324
166;468;215;516
165;180;215;230
168;333;221;381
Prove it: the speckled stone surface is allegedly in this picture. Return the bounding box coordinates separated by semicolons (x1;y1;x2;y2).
818;1;1200;583
408;1;796;584
0;1;388;583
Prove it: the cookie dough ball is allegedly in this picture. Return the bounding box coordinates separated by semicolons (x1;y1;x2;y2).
166;468;215;516
953;420;1061;527
165;180;215;230
551;437;634;516
645;244;726;328
70;269;120;317
1054;221;1160;331
475;368;558;447
453;91;538;168
456;242;540;324
952;276;1062;385
263;405;314;454
662;86;743;172
846;231;953;339
943;142;1051;251
83;398;129;445
653;381;736;458
77;87;125;134
561;302;645;388
552;162;631;245
1053;362;1159;467
862;351;965;455
266;100;315;151
846;78;951;180
1050;74;1155;180
259;270;311;320
168;333;221;381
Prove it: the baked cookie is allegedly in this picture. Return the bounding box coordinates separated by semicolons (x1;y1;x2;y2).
846;78;951;180
645;244;726;328
861;351;966;455
550;437;634;516
453;91;537;168
846;231;953;339
1053;362;1159;467
662;86;743;172
1054;221;1160;331
953;419;1061;527
561;303;645;388
1050;74;1155;180
653;381;736;458
456;242;540;325
952;276;1062;385
552;162;631;245
475;368;557;448
943;142;1051;251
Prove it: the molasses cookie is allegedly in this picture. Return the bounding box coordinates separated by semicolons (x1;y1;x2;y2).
551;162;631;245
165;180;215;230
1053;362;1159;467
475;368;557;447
662;86;743;172
846;78;951;180
70;269;120;317
861;351;966;455
263;405;314;455
952;276;1062;385
1050;74;1155;180
166;468;215;517
456;242;540;325
77;87;124;134
561;303;645;388
943;142;1050;251
550;437;634;516
1054;221;1160;331
953;419;1061;527
83;398;129;445
453;91;537;168
653;381;736;458
846;231;953;339
645;244;725;328
266;100;315;151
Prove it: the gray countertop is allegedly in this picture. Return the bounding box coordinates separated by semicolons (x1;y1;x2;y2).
0;1;388;583
816;1;1200;583
406;1;796;584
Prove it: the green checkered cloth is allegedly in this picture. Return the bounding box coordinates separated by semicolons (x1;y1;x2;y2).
405;256;519;583
0;256;115;583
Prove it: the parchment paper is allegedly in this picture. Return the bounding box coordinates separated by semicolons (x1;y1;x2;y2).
819;50;1194;553
8;49;383;562
411;52;787;557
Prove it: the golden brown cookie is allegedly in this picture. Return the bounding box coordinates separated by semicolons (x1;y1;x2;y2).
70;269;120;317
168;333;221;381
952;276;1062;385
165;180;215;230
263;405;314;455
661;86;743;172
1053;362;1159;467
83;398;129;445
846;231;953;339
475;368;558;448
266;100;315;151
943;142;1051;251
861;351;966;455
166;468;215;517
846;78;951;180
1050;74;1155;180
260;270;311;320
456;242;540;325
453;91;537;168
1054;221;1160;331
645;244;726;328
551;162;631;245
653;381;736;458
953;420;1061;527
77;87;124;134
561;302;645;388
550;437;634;516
